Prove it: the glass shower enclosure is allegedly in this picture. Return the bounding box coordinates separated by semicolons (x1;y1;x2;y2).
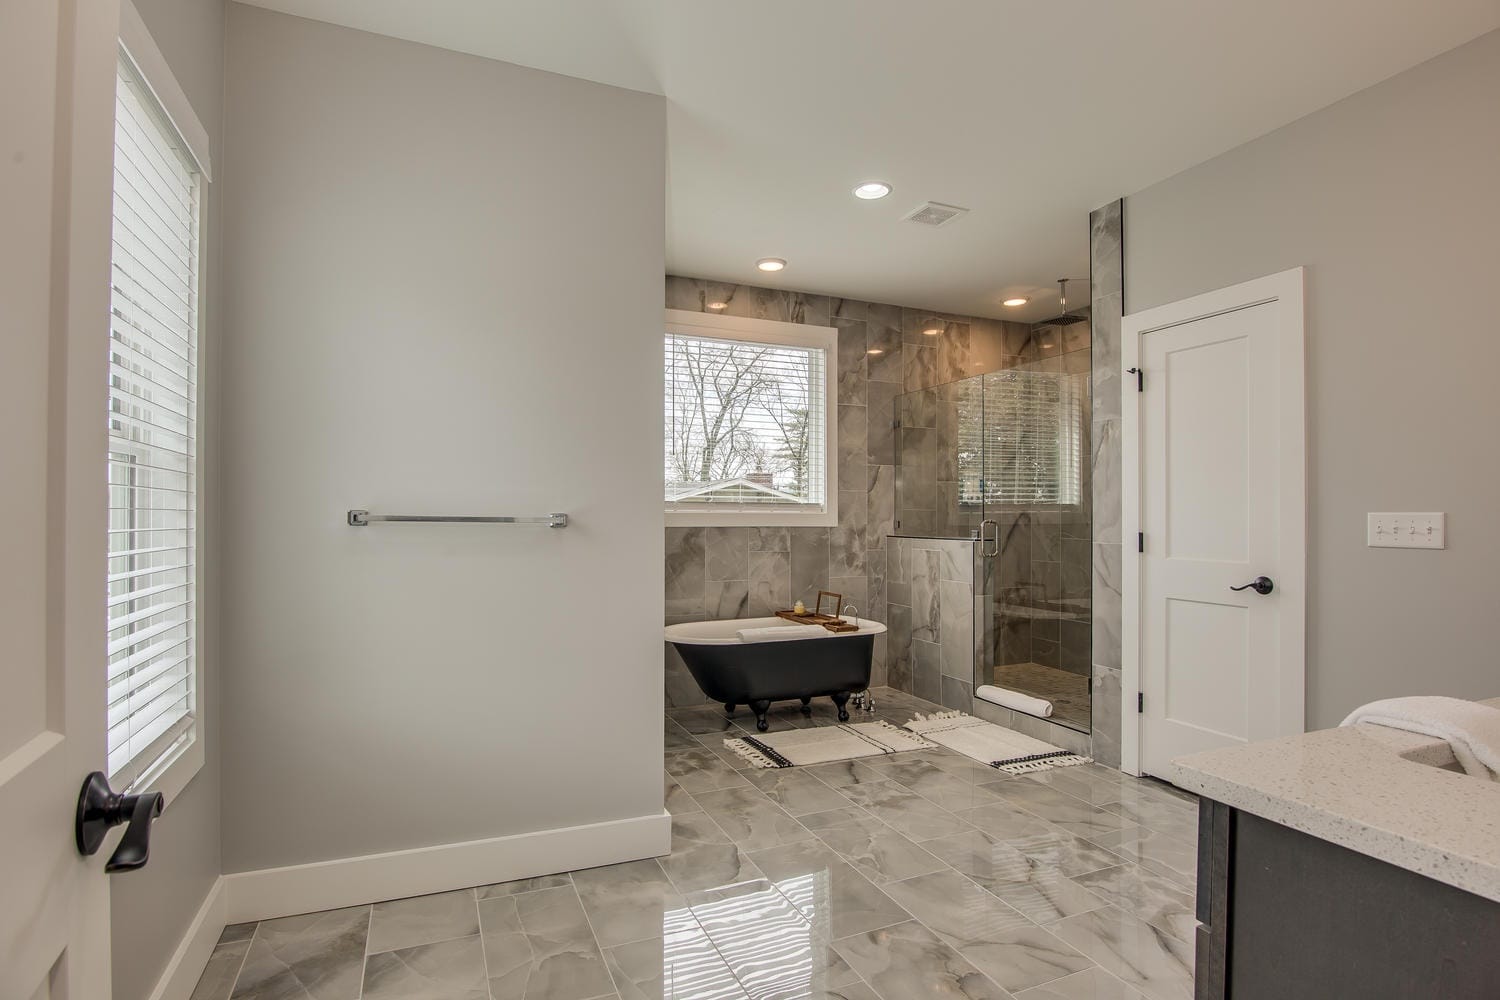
895;342;1092;732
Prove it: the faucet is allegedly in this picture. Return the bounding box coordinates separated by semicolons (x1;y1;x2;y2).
842;603;860;628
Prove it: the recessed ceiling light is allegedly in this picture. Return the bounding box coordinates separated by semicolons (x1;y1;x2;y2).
853;181;891;200
1003;297;1028;307
867;348;884;356
923;325;942;336
707;301;728;310
756;257;787;272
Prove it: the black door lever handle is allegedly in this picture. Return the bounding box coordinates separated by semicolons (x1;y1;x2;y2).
1230;576;1275;596
75;771;165;873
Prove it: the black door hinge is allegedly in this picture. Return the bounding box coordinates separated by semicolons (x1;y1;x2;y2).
1138;692;1144;713
1137;532;1144;553
1127;367;1143;391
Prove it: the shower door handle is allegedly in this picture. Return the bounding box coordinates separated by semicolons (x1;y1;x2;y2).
980;519;999;557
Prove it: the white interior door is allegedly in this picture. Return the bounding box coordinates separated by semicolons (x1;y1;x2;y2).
1122;270;1306;780
1;1;120;995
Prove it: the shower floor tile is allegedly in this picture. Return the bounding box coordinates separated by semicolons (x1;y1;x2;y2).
195;687;1197;1000
990;662;1093;730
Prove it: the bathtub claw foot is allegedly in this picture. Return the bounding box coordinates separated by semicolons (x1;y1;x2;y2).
799;697;812;716
832;692;851;723
750;700;771;732
724;702;737;717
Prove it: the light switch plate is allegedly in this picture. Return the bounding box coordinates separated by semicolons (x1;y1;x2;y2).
1367;513;1445;549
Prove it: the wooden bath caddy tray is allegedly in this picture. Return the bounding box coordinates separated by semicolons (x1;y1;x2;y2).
777;591;859;632
775;611;860;632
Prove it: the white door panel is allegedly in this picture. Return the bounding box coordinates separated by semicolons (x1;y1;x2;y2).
0;0;120;994
1124;273;1306;780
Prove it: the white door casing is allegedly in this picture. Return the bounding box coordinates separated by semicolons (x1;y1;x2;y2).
0;0;122;995
1121;269;1306;779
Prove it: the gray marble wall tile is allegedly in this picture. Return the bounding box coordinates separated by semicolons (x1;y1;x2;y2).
705;527;751;582
829;576;869;621
665;527;706;605
838;404;868;489
832;297;868;321
868;465;895;549
1092;543;1121;670
835;319;869;405
750;525;790;552
887;603;913;692
938;579;974;680
903;344;939;392
909;549;941;643
866;382;899;466
866;547;887;615
867;303;905;384
707;580;750;620
748;550;791;617
831;490;868;577
913;640;942;703
940;675;973;712
1089;200;1124;767
789;527;831;607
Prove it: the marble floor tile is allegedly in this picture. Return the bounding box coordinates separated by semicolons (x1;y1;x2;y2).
664;774;702;816
1046;907;1194;1000
742;768;842;817
1015;966;1149;1000
605;925;747;1000
870;759;1008;813
687;879;860;1000
796;805;875;831
221;923;258;943
692;736;760;770
832;920;1010;1000
1082;827;1195;890
800;759;891;789
230;905;369;1000
691;785;817;851
1100;797;1196;844
573;858;687;950
836;780;974;842
479;884;616;1000
811;821;948;885
1005;830;1123;879
987;782;1135;842
664;748;751;794
922;831;1107;925
659;812;764;894
367;889;479;955
950;803;1057;843
747;841;912;941
881;870;1092;993
664;720;699;752
476;875;572;899
1065;866;1195;945
361;934;488;1000
190;939;250;1000
669;706;750;735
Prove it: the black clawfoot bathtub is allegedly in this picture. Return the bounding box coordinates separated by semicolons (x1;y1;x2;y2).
665;616;887;732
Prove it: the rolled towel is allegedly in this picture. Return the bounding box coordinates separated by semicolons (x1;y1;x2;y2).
736;624;828;643
1341;696;1500;781
976;684;1054;718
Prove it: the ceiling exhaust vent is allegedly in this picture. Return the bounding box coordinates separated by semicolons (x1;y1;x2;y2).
903;201;969;227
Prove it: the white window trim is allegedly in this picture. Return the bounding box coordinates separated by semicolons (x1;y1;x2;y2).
112;4;210;807
665;309;839;528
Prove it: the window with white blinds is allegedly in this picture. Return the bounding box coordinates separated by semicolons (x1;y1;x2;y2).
958;369;1084;507
665;321;832;513
106;54;202;789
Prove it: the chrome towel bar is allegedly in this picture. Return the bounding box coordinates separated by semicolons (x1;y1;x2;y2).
347;510;568;528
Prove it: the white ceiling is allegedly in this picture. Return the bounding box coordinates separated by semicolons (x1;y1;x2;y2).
234;1;1500;320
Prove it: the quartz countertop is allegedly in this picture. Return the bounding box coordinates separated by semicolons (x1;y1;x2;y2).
1170;697;1500;904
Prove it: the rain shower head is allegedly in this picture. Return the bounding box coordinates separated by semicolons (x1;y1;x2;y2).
1039;278;1089;327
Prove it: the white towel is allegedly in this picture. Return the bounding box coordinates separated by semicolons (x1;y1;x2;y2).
1341;696;1500;781
975;684;1054;718
736;624;827;643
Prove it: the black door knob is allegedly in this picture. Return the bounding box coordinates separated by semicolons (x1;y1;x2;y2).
1230;576;1275;596
75;771;164;873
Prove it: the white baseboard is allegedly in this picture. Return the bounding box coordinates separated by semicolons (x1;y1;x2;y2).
223;810;671;924
147;875;227;1000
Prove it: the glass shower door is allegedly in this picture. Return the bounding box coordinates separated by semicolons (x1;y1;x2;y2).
974;358;1093;732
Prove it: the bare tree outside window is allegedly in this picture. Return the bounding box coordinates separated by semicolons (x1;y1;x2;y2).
665;333;825;505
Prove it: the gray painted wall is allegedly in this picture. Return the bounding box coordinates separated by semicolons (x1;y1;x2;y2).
110;1;226;997
1123;29;1500;729
220;6;666;872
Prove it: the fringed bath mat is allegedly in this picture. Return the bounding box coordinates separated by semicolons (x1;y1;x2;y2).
904;711;1092;775
725;721;935;769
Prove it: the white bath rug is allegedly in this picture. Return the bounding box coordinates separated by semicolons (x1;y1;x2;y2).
725;720;935;769
904;711;1092;774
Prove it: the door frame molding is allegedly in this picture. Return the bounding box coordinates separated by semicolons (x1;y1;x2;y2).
1120;267;1307;776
